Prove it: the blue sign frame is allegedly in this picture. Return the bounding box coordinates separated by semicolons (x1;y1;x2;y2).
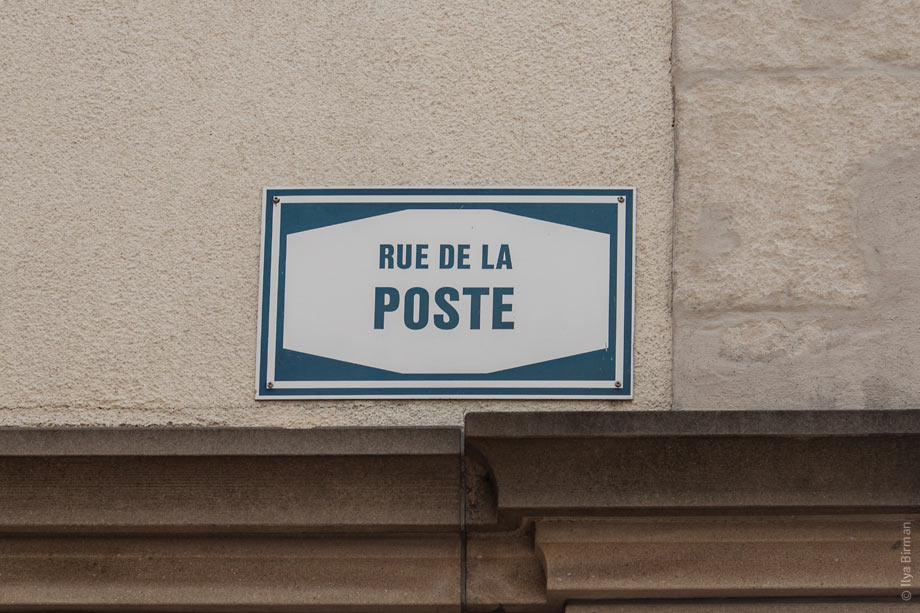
256;187;635;399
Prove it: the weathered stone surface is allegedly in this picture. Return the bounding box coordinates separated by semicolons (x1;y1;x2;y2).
466;411;920;527
674;0;920;410
674;76;920;312
0;454;461;531
470;434;920;521
568;602;908;612
0;534;461;611
0;426;460;455
539;516;914;600
0;428;461;531
675;0;920;72
0;420;915;610
466;529;547;611
465;409;920;437
673;73;920;409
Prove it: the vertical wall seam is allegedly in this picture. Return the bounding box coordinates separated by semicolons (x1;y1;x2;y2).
668;0;679;410
459;426;467;612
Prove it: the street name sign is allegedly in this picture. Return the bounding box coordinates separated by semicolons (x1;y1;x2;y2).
256;187;635;399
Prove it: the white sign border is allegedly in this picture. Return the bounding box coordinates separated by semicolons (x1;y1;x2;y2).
255;187;636;400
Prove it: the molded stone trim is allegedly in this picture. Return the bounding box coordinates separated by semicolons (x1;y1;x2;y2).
0;411;915;611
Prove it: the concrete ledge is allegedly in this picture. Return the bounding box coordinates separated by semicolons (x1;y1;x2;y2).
464;410;920;527
465;409;920;438
0;426;461;456
0;534;461;612
0;428;462;532
566;601;907;612
538;516;906;601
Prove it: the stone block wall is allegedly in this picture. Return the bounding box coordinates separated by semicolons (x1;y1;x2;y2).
673;0;920;408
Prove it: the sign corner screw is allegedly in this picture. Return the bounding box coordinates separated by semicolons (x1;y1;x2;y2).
617;196;625;203
614;381;622;388
272;196;280;205
266;381;274;389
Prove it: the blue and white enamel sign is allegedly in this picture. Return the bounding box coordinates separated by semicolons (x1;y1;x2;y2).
256;187;635;399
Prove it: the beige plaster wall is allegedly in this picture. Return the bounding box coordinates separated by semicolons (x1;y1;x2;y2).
673;0;920;408
0;1;674;426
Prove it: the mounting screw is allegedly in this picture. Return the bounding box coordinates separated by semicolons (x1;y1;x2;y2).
272;196;280;205
614;381;622;388
617;196;625;203
266;381;274;389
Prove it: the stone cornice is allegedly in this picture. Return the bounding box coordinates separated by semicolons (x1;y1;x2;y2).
0;410;916;611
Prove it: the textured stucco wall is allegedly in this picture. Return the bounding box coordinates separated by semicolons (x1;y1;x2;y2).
673;0;920;408
0;1;673;426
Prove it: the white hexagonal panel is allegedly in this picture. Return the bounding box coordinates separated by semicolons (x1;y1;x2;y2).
282;209;610;374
